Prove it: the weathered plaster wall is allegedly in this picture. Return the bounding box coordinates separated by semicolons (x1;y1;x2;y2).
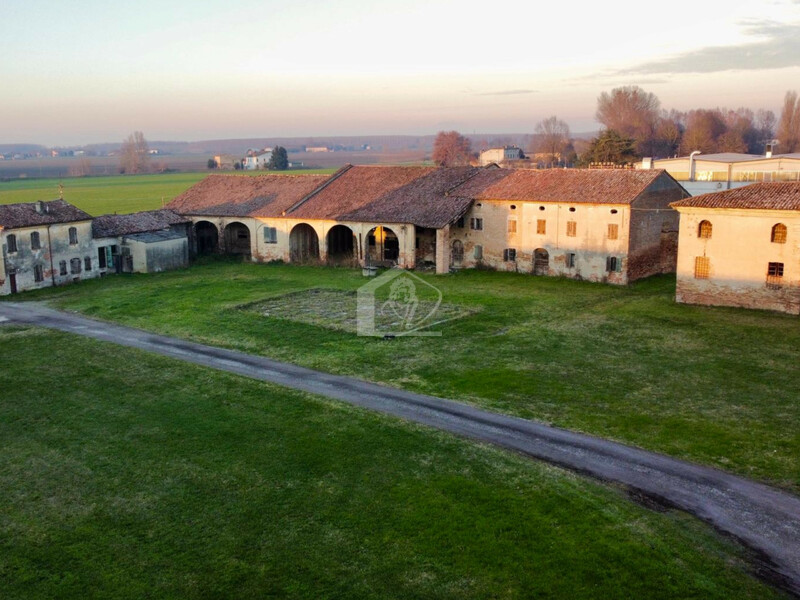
675;207;800;314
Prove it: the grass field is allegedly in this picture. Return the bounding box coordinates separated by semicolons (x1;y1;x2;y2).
0;325;784;599
19;260;800;492
0;170;338;216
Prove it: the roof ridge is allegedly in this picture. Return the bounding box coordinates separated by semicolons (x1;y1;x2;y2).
283;164;354;216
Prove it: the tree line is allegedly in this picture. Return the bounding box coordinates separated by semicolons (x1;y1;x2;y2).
432;88;800;167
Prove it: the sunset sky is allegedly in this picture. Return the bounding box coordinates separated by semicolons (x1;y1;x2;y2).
3;0;800;145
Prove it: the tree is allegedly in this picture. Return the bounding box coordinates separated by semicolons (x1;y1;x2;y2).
580;129;637;165
680;109;727;154
68;157;93;177
268;146;289;170
207;158;217;169
531;116;571;167
596;86;661;156
756;109;776;144
119;131;150;174
432;131;473;166
777;90;800;153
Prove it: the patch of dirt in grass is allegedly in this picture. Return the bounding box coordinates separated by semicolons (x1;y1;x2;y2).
242;288;478;334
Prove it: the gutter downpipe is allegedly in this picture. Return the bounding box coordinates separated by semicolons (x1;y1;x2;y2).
689;151;701;182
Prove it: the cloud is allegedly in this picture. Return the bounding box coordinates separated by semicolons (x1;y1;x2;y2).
621;19;800;75
475;89;537;96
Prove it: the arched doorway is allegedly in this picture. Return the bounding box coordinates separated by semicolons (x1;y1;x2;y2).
326;225;356;264
223;222;252;256
533;248;549;275
290;223;320;263
366;226;399;265
195;221;219;255
451;240;464;267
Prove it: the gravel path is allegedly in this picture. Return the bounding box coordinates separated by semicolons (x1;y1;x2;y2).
2;301;798;596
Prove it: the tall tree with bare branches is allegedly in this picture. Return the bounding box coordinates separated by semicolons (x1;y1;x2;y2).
596;86;661;156
531;116;571;166
777;91;800;153
119;131;151;174
432;131;473;166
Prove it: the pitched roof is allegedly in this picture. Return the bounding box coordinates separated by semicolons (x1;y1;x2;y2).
338;167;480;228
92;209;190;238
0;199;91;229
166;174;331;217
671;182;800;211
287;165;438;220
450;168;666;205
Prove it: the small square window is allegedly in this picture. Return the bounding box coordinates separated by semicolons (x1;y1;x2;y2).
264;227;277;244
767;262;784;289
70;257;82;274
536;219;546;235
59;260;67;276
69;227;78;245
503;248;516;262
455;217;465;228
470;217;483;231
84;256;92;271
31;231;41;250
7;234;17;253
507;219;517;234
566;253;576;268
33;264;44;282
473;245;483;260
606;256;621;272
607;224;619;240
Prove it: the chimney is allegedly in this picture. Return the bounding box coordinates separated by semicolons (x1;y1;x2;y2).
35;201;44;215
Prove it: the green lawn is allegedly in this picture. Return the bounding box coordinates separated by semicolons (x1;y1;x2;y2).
0;325;784;599
0;170;337;215
19;260;800;491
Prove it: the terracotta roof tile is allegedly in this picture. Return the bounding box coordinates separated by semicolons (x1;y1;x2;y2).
671;182;800;211
449;168;666;205
288;165;437;219
92;209;190;238
0;199;92;229
166;174;331;217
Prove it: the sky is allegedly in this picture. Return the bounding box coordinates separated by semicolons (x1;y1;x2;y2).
3;0;800;145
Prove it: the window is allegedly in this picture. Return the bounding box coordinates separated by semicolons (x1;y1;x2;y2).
507;219;517;234
698;220;712;239
606;256;621;272
69;227;78;245
59;260;67;276
7;234;17;253
538;206;545;211
98;247;107;269
610;209;618;214
607;224;619;240
536;219;546;235
566;253;576;268
84;256;92;271
470;217;483;231
30;231;41;250
263;227;277;244
694;256;710;279
566;221;577;237
503;248;516;262
455;217;465;228
771;223;787;244
70;257;82;274
452;240;464;263
33;265;44;282
568;207;576;213
473;245;483;260
767;262;784;289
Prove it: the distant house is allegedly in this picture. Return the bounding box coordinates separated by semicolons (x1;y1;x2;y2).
447;168;690;284
0;200;97;295
671;182;800;314
242;150;273;170
92;209;191;274
479;147;524;166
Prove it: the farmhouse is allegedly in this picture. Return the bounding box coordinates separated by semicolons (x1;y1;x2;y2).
479;146;524;166
671;182;800;314
0;199;97;295
447;168;689;284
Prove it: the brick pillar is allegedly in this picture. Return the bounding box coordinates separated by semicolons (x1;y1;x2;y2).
435;225;450;274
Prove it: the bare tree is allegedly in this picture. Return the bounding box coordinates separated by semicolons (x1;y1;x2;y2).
119;131;151;174
431;131;473;166
777;91;800;153
680;109;727;154
596;86;661;156
68;158;93;177
756;109;777;142
531;116;570;167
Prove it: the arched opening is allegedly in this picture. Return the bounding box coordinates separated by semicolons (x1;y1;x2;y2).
223;222;252;256
451;240;464;267
771;223;787;244
698;220;712;239
366;226;399;265
326;225;356;264
290;223;320;263
195;221;219;255
533;248;549;275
